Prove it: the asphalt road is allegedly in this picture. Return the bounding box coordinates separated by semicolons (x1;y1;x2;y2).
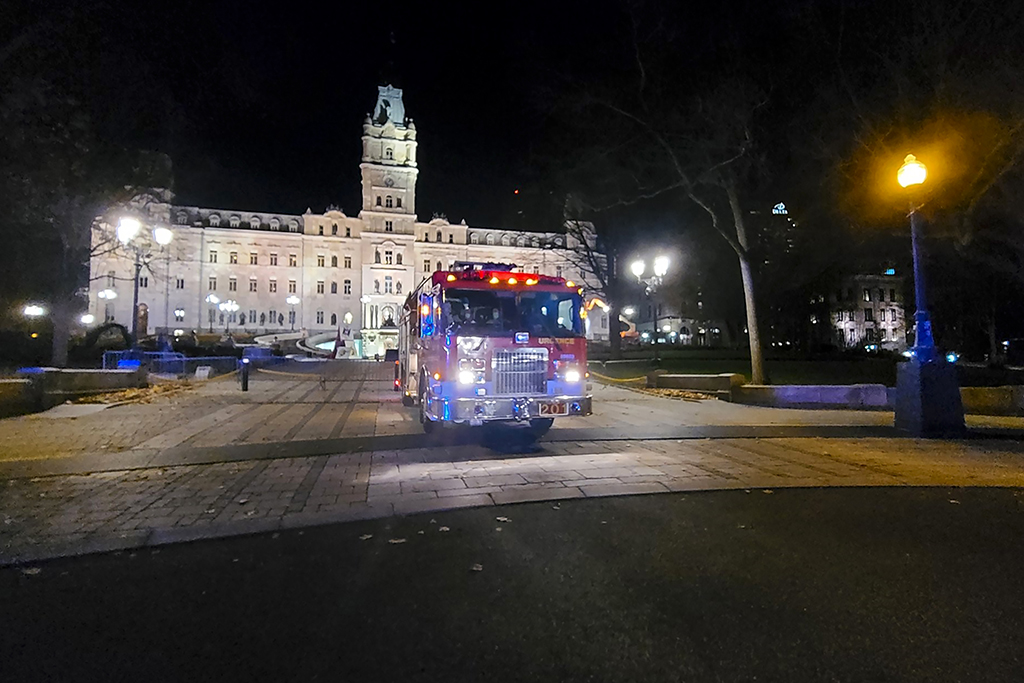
3;488;1024;682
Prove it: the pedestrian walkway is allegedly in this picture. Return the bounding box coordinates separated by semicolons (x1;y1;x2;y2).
2;358;1024;565
4;432;1024;565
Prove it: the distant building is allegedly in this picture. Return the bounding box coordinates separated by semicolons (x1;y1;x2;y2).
829;270;907;351
88;85;608;356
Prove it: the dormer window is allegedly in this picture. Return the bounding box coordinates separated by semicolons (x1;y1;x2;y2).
471;233;479;245
436;230;442;242
229;215;241;228
209;214;221;227
176;211;188;225
269;218;280;231
486;234;495;246
516;236;525;247
531;237;540;248
331;224;338;236
288;220;299;232
250;216;261;229
501;235;510;247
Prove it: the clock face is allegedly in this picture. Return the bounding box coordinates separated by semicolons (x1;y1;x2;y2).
384;177;395;188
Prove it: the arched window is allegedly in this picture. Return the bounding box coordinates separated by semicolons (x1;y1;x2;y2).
318;225;324;236
229;215;241;228
269;218;280;231
331;281;337;294
331;255;338;267
448;234;453;244
376;196;382;206
501;235;510;246
176;211;188;225
385;148;393;159
331;224;338;235
209;214;221;227
396;253;403;265
250;216;261;229
396;281;402;294
288;220;298;232
436;230;442;242
375;250;381;264
386;196;393;208
471;233;479;245
330;313;337;325
436;260;442;271
486;233;495;245
424;232;430;242
396;198;402;208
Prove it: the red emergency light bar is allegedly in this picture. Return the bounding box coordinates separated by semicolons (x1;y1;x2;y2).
431;270;579;291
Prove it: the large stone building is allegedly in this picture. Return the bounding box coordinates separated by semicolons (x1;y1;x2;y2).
89;85;609;357
830;270;908;352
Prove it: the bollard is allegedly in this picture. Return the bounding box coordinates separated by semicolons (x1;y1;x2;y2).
240;358;250;392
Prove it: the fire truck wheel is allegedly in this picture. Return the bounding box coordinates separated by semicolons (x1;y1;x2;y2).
528;418;554;437
419;386;435;433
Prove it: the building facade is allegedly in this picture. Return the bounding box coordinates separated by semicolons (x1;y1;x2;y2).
829;271;907;352
89;85;609;356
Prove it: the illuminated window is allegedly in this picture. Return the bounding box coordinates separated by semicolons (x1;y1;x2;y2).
269;279;277;293
229;251;238;264
289;254;297;267
863;288;871;302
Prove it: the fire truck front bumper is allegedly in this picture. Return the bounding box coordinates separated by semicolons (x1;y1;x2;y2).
424;395;593;424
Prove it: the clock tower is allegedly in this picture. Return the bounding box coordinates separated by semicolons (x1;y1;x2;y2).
359;84;418;233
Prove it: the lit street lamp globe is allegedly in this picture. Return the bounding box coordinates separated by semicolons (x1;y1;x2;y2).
286;295;300;306
630;260;645;279
653;255;670;278
153;227;173;246
23;304;46;318
80;313;95;325
116;217;141;244
898;154;927;188
622;307;635;316
205;294;220;305
98;289;117;300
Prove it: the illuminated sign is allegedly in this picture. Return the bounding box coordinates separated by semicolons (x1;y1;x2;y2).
772;202;788;215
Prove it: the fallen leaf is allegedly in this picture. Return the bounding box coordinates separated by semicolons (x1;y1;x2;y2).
237;498;249;505
470;563;483;572
359;534;373;541
762;489;774;494
438;526;450;532
417;530;425;535
496;516;512;523
949;499;961;504
430;519;437;524
245;509;257;517
495;527;503;532
205;509;216;514
388;538;407;544
21;567;41;576
551;504;561;510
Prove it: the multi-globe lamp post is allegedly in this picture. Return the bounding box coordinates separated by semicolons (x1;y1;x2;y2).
205;294;220;333
219;299;239;334
286;295;300;331
893;153;965;436
631;255;670;363
115;216;173;346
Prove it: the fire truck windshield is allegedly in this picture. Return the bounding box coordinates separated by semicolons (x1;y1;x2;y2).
443;288;584;336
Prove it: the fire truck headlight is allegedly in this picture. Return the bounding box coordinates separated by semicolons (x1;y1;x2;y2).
458;370;476;385
565;370;581;383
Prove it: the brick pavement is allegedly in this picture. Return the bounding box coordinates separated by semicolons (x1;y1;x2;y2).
4;434;1024;565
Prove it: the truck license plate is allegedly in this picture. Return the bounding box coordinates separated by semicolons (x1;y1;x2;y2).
538;402;567;416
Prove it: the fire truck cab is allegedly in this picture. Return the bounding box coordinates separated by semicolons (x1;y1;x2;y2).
399;262;593;435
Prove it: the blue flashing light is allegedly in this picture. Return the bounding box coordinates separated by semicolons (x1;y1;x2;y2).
946;351;960;363
515;331;529;343
884;268;896;275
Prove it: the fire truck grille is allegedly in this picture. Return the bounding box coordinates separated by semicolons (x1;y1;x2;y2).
492;349;548;395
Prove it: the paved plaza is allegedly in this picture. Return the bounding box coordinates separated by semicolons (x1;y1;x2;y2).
2;359;1024;565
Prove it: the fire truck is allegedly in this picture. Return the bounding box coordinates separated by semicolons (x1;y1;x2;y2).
398;262;593;435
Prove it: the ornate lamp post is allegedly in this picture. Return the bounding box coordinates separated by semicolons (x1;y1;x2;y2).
219;299;239;334
286;295;300;331
116;216;173;346
893;154;965;436
631;255;670;363
205;294;220;333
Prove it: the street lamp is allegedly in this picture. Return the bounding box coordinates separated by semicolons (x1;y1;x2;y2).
80;313;95;325
219;299;239;333
893;153;965;436
23;304;46;318
205;294;220;333
286;295;300;331
622;306;635;316
116;216;173;346
632;255;671;363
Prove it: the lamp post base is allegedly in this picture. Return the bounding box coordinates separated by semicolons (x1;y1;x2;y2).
893;354;965;437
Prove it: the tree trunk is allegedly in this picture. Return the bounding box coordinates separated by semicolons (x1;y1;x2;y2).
725;182;767;384
608;305;623;359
